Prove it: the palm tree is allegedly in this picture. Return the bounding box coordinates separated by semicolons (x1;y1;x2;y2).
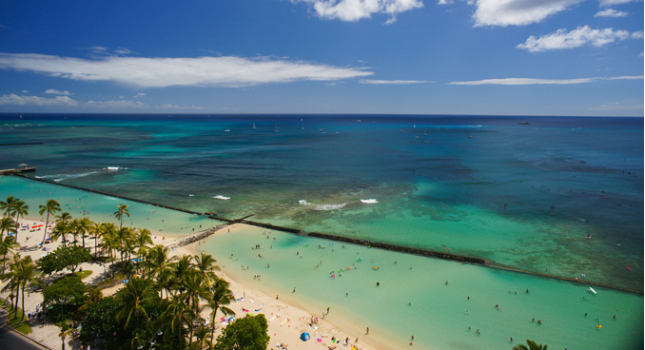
191;325;212;350
100;222;118;261
0;217;17;241
114;204;130;230
207;283;235;346
134;228;153;267
39;200;61;246
9;199;28;242
69;219;80;245
50;221;71;246
143;244;174;280
116;277;157;328
170;255;193;294
88;222;104;257
0;196;17;217
116;227;134;263
194;253;220;287
3;255;24;319
165;294;191;350
14;256;39;323
0;236;20;275
75;217;92;249
513;339;548;350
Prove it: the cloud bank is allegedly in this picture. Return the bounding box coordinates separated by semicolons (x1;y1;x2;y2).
292;0;423;23
517;26;643;52
0;53;373;88
0;94;77;106
472;0;584;27
449;76;643;85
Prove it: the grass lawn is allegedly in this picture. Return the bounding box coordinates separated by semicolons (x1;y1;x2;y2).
75;270;93;279
0;299;32;335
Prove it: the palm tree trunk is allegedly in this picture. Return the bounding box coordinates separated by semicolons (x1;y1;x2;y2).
178;319;182;350
2;252;6;275
210;314;216;349
94;236;97;257
41;211;50;245
13;286;19;319
19;285;25;323
14;214;19;242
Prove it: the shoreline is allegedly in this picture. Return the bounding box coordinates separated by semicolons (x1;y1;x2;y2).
184;224;394;350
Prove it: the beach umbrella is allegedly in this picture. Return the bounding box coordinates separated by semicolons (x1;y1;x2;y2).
300;332;310;341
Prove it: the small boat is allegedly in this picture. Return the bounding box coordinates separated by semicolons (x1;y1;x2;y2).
224;129;230;132
518;122;529;125
588;287;597;294
413;124;416;128
252;123;256;129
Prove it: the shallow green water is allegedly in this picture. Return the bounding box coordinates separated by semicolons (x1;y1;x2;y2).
200;226;644;350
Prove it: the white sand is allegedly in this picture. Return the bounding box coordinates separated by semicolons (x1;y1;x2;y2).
2;216;385;350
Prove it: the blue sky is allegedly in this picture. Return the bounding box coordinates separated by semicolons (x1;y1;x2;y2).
0;0;642;116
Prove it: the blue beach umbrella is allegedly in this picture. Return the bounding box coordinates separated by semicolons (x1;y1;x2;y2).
300;332;310;341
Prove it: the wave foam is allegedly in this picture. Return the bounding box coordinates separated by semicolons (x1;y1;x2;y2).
214;195;230;200
39;171;100;182
298;200;310;205
360;199;378;204
314;203;346;211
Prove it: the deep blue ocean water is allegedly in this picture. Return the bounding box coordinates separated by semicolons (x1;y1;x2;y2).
1;114;643;290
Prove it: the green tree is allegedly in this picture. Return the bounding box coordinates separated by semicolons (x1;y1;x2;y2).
116;277;158;328
0;196;17;216
114;204;130;230
194;252;220;287
14;255;40;323
0;217;17;241
207;283;235;347
164;294;191;350
37;244;92;276
213;314;270;350
76;217;92;249
8;199;28;242
89;221;104;257
50;220;71;246
513;339;548;350
43;275;88;306
39;199;61;245
0;236;20;275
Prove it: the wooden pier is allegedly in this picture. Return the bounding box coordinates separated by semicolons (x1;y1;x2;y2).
0;166;36;175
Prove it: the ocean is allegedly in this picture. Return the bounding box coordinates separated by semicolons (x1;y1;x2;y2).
1;114;643;349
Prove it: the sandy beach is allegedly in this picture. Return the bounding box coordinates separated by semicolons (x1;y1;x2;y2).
2;215;385;350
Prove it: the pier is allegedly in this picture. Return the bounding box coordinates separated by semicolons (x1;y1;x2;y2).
0;166;36;175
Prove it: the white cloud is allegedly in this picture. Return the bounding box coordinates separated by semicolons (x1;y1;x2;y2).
21;90;28;93
0;94;77;106
133;92;146;98
599;0;643;7
86;100;147;108
292;0;423;24
359;79;430;84
606;75;644;80
158;104;203;110
45;89;72;95
448;75;643;85
472;0;584;27
517;26;641;52
0;53;373;88
438;0;454;4
594;8;628;16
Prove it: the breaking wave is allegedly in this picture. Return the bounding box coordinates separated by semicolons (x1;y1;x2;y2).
214;195;230;200
360;199;378;204
313;203;346;211
37;171;100;182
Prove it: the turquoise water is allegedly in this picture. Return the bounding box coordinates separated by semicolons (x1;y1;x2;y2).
0;114;642;292
200;225;644;350
1;159;643;349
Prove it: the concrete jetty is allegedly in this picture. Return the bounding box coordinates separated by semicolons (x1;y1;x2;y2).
0;166;36;175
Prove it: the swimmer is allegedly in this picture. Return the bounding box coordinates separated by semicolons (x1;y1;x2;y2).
465;310;469;314
514;290;517;294
376;282;380;286
467;296;470;300
585;313;587;316
537;320;542;324
293;287;296;293
532;318;535;322
510;337;513;342
476;329;481;334
613;315;616;319
526;288;529;293
258;254;262;258
408;302;411;306
267;264;270;268
445;281;448;285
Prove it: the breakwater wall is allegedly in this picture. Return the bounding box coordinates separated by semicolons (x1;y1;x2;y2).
10;174;205;216
308;232;487;265
240;220;303;234
167;224;230;248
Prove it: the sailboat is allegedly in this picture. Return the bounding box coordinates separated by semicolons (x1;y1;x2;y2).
413;124;416;128
253;123;256;129
274;124;279;132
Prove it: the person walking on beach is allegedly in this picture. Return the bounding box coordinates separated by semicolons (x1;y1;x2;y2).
366;327;369;335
